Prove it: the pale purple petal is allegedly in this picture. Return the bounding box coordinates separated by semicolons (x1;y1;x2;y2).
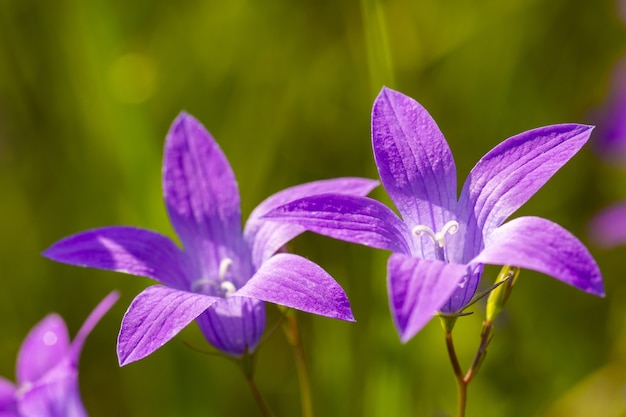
117;285;220;365
372;87;457;230
263;194;412;253
236;253;354;321
70;291;120;359
593;58;626;164
0;377;16;416
387;253;469;342
11;293;117;417
588;202;626;248
474;216;604;296
17;373;86;417
438;265;483;314
17;315;70;384
195;297;265;356
42;226;193;290
244;177;379;268
163;112;245;277
457;124;593;263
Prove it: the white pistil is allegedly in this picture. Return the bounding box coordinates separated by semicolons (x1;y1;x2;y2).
411;220;460;261
411;220;459;247
218;257;236;297
220;281;237;297
219;258;233;281
191;258;237;297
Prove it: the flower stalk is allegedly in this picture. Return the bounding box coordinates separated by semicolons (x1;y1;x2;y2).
444;322;493;417
245;375;277;417
442;265;518;417
237;351;277;417
282;309;314;417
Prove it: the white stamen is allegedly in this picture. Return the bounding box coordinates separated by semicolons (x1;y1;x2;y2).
412;220;460;247
191;258;237;297
219;258;233;281
220;281;237;297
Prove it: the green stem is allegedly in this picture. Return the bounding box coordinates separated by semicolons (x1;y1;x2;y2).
237;351;277;417
282;311;313;417
465;321;493;384
444;321;495;417
245;375;277;417
445;331;467;417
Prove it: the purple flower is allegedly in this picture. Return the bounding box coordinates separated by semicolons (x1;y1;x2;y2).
43;113;378;365
0;292;118;417
591;58;626;165
264;87;604;342
588;201;626;248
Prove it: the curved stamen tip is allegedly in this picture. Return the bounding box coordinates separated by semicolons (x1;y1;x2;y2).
220;281;237;297
412;220;460;247
219;258;233;281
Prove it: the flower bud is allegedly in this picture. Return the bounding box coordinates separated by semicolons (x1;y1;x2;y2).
486;266;519;323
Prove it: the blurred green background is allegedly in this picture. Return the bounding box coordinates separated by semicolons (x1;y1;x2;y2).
1;0;625;416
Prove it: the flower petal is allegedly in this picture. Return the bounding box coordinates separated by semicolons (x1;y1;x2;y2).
17;315;70;384
42;226;192;290
0;377;17;416
372;87;457;229
195;297;265;356
70;291;119;359
17;373;87;417
163;112;245;276
236;253;354;321
587;201;626;248
388;253;469;342
117;286;220;365
244;177;379;268
474;216;604;296
263;194;411;253
457;124;593;262
592;58;626;164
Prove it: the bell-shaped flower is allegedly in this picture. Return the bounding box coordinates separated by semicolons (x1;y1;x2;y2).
591;58;626;165
265;87;604;342
588;201;626;248
43;113;378;365
0;292;118;417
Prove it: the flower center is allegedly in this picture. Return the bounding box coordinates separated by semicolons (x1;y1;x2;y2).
411;220;459;261
191;258;237;298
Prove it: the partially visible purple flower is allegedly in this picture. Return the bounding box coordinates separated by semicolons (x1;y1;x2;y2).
592;58;626;165
588;201;626;248
618;0;626;24
43;113;378;365
265;87;604;342
0;292;118;417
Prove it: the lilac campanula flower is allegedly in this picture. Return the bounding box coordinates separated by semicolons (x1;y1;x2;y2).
265;87;604;342
43;113;378;365
591;58;626;165
588;201;626;248
0;292;118;417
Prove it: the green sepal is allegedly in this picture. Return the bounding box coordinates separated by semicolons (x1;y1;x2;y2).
485;265;520;323
439;313;458;333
